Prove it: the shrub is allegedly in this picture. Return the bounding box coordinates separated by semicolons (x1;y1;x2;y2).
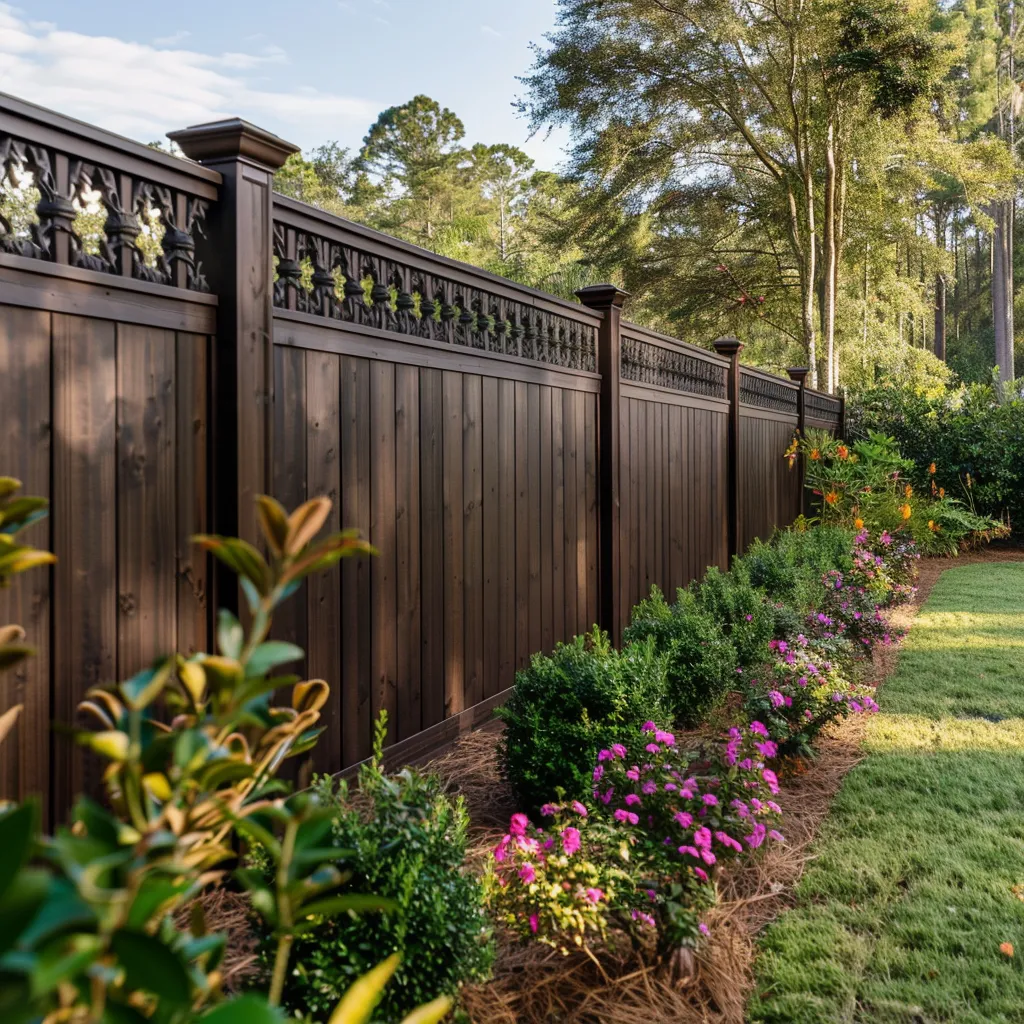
743;636;877;758
691;566;774;668
623;587;737;727
253;716;493;1024
498;627;669;814
592;722;784;948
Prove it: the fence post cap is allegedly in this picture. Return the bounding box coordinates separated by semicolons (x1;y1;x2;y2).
575;284;630;310
712;336;743;356
786;366;810;384
168;118;299;170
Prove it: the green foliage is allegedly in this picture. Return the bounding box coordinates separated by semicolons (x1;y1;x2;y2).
690;567;774;669
254;715;493;1024
623;587;737;727
852;378;1024;536
497;627;669;813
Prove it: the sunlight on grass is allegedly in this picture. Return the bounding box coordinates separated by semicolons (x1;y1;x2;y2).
751;563;1024;1024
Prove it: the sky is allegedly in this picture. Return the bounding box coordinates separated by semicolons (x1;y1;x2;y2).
0;0;571;169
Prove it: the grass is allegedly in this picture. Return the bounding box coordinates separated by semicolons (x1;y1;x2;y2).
750;562;1024;1024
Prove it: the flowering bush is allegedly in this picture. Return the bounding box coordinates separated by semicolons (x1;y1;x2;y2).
487;804;634;953
691;566;775;668
852;529;918;605
743;636;877;757
591;723;785;947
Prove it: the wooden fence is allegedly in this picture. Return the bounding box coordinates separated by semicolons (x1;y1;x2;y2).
0;93;842;819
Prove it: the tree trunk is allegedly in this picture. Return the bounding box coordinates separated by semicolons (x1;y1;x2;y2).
823;121;838;393
993;207;1009;381
934;273;946;361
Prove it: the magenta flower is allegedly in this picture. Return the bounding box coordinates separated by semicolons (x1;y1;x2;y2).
693;826;712;849
626;767;640;781
694;867;709;882
715;830;744;853
768;690;785;708
561;826;581;856
593;764;604;782
762;769;779;794
642;721;656;732
540;803;558;817
699;922;710;936
597;749;613;762
756;740;778;759
645;743;661;754
529;913;539;933
493;835;511;862
655;730;675;745
509;813;529;837
674;810;694;828
750;721;770;738
769;830;785;843
571;800;588;817
611;743;627;758
679;845;700;858
519;862;536;884
702;793;719;807
585;887;604;904
625;793;641;807
700;848;717;865
642;779;657;795
745;613;754;622
631;910;656;928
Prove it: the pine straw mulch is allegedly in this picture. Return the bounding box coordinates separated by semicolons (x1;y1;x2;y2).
427;547;1024;1024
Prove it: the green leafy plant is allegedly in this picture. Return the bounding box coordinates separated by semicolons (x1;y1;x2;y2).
623;587;737;727
690;566;774;669
251;713;494;1024
498;627;668;814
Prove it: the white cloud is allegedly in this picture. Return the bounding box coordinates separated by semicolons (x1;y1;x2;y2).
0;5;378;148
153;30;190;46
480;25;501;38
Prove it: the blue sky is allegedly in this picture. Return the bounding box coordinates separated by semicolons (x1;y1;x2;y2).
0;1;571;169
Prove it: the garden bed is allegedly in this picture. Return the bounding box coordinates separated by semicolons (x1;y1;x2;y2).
426;549;1024;1024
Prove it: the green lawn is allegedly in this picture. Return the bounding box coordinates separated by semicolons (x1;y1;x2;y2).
750;562;1024;1024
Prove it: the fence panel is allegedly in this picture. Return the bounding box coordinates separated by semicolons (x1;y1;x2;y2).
738;367;802;551
616;323;731;638
269;196;603;770
0;96;218;818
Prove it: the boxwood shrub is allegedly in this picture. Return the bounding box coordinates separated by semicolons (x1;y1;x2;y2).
497;627;669;814
623;586;737;727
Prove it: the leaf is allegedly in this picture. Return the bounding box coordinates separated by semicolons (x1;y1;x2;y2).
217;609;245;660
399;996;454;1024
0;624;25;646
120;657;174;711
292;679;330;714
0;497;50;528
0;643;33;671
193;536;271;595
80;730;130;761
0;548;56;578
0;802;37;900
179;659;207;706
0;866;49;957
0;477;22;501
299;894;395;919
0;704;23;745
284;498;332;555
109;928;192;1006
245;641;304;679
199;995;285;1024
256;495;290;557
327;954;401;1024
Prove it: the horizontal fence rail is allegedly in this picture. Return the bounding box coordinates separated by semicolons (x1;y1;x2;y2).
0;93;843;818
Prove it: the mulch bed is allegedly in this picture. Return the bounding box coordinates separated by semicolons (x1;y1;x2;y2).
428;547;1024;1024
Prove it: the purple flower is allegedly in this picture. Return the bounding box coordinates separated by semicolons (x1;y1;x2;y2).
768;690;785;708
540;803;558;817
611;743;627;759
702;793;719;807
625;793;642;806
745;613;754;622
642;779;657;795
756;740;778;759
593;764;604;782
645;743;661;754
642;720;656;732
750;721;770;737
598;749;613;762
699;922;710;936
679;844;700;858
693;867;709;882
675;811;693;828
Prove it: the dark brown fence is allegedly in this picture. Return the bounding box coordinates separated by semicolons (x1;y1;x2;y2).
0;93;843;819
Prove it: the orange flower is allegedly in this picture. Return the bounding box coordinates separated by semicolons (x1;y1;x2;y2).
929;462;936;475
854;518;864;529
825;491;839;506
928;520;940;533
931;479;937;496
837;444;849;460
900;503;912;520
904;484;913;498
939;487;945;498
810;449;821;461
1001;942;1015;958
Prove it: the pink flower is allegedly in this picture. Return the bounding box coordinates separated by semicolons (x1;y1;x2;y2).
702;793;719;806
745;822;767;849
642;721;656;732
625;793;642;806
585;887;604;904
529;913;539;934
561;826;581;856
626;768;640;782
631;910;656;928
611;743;627;758
756;740;778;759
693;867;709;882
599;786;614;805
699;922;710;936
769;830;785;842
540;803;558;817
519;862;536;884
642;779;657;795
493;835;511;862
693;827;712;849
768;690;785;708
645;743;661;754
745;613;754;622
679;845;700;858
655;730;675;745
762;769;779;794
750;721;770;737
614;808;639;824
593;764;605;782
571;800;588;817
715;830;744;853
674;811;693;828
700;848;717;865
664;782;678;792
597;749;613;762
509;813;529;836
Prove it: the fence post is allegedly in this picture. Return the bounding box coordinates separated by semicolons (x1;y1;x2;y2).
576;284;629;643
713;336;743;562
168;119;298;614
838;389;847;439
787;367;810;517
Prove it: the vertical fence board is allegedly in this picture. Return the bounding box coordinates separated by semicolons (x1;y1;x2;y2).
527;384;542;654
0;307;51;811
370;362;398;734
514;381;529;667
175;332;208;658
574;392;588;632
395;364;422;741
419;368;445;729
561;388;579;639
584;395;598;630
116;324;177;683
550;391;565;647
52;314;117;814
442;371;465;714
481;377;501;700
305;351;342;770
497;379;516;689
462;374;484;710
